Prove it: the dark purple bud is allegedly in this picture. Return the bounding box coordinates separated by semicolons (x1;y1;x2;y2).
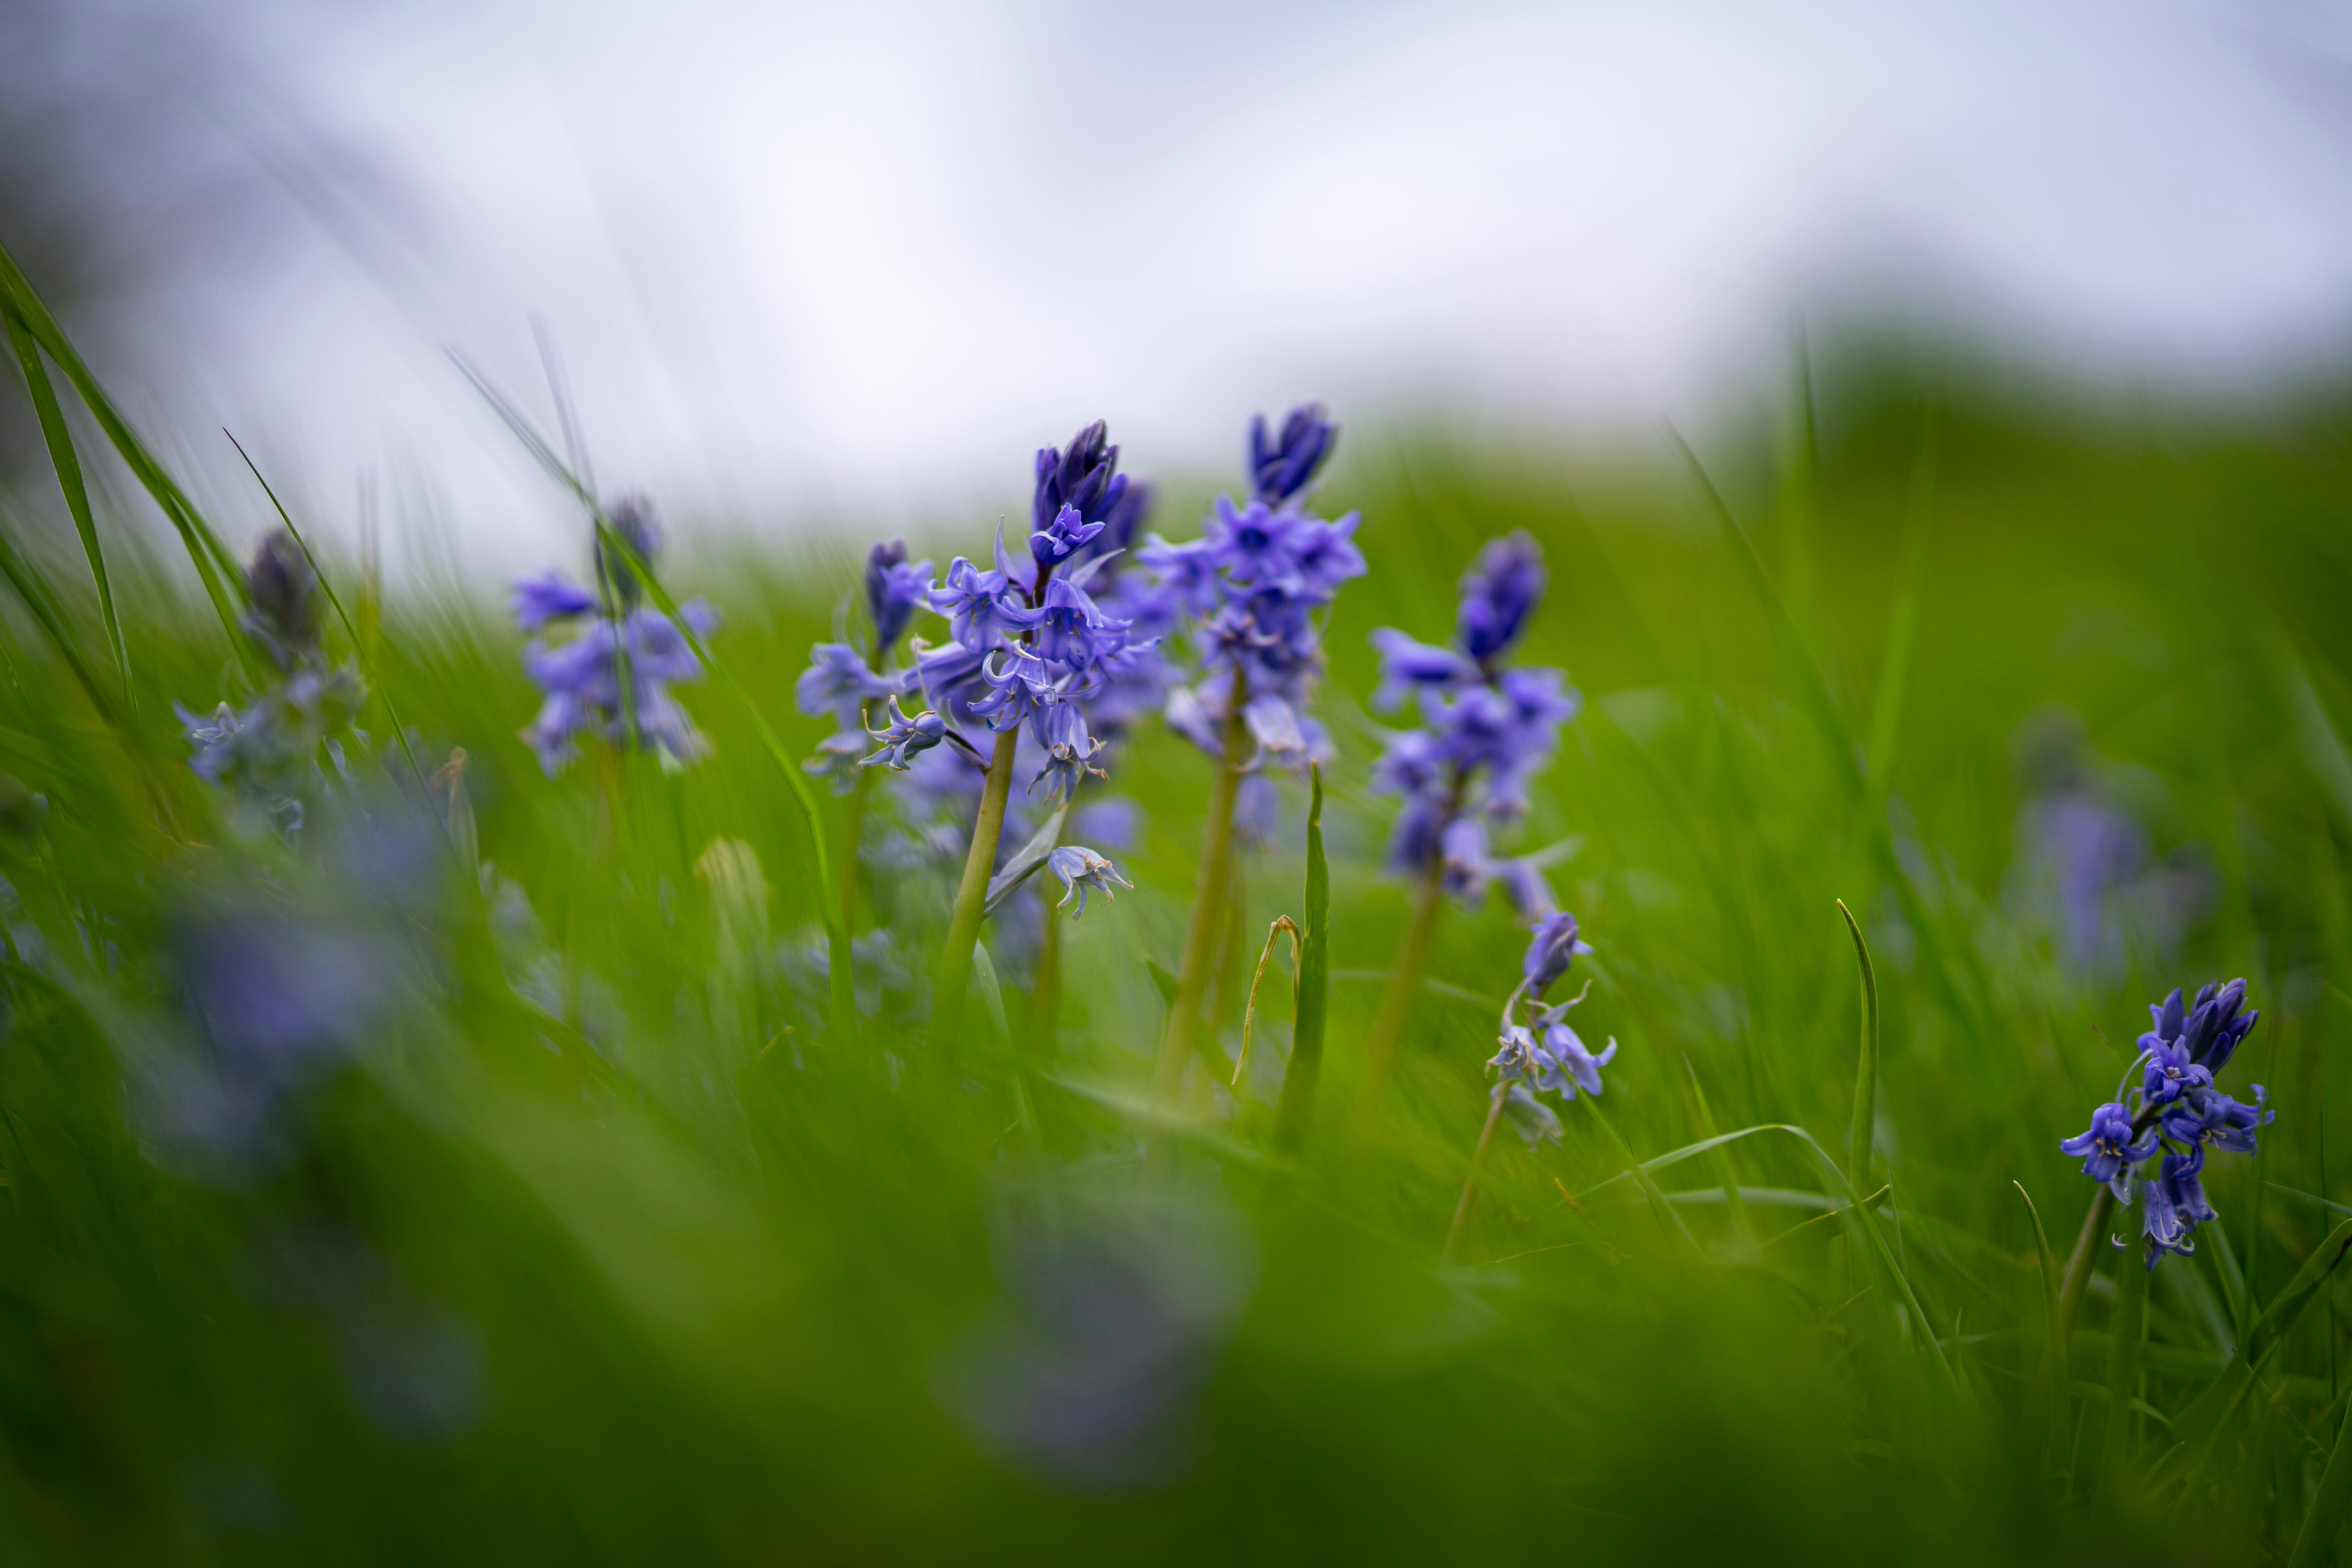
1456;531;1546;664
1033;419;1126;538
1249;403;1338;505
1521;910;1592;998
595;494;663;610
864;538;934;654
243;531;322;670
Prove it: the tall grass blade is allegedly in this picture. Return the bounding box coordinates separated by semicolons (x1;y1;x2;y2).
0;502;114;722
2013;1181;2071;1439
1837;897;1879;1191
2290;1400;2352;1568
2165;1218;2352;1489
1862;405;1935;809
1272;762;1330;1156
1682;1055;1754;1246
1;301;129;710
0;240;248;654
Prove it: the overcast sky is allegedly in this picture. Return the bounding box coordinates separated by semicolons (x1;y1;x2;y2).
19;0;2352;569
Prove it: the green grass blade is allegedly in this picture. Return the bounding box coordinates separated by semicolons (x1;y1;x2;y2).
1862;405;1935;809
0;501;114;723
2166;1218;2352;1487
0;239;249;656
2013;1181;2070;1437
1681;1055;1754;1246
2290;1400;2352;1568
1837;898;1879;1192
1;301;129;710
1272;762;1330;1156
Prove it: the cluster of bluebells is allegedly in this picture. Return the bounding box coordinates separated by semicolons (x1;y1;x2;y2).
1484;911;1613;1146
1367;532;1579;915
794;421;1158;915
510;495;717;775
2060;980;2272;1269
180;531;366;831
1136;404;1365;780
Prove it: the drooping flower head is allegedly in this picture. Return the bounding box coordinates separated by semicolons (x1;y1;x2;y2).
1487;914;1612;1143
2059;978;2273;1270
866;538;935;655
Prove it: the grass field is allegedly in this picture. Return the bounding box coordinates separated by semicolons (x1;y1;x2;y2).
4;252;2352;1563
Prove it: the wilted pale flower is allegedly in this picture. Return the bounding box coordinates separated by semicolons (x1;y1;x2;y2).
1521;910;1592;998
864;696;947;771
1046;845;1131;916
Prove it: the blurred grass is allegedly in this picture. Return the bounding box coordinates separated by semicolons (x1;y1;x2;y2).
0;354;2350;1563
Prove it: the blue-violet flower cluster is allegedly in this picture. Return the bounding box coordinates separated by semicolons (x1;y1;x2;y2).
2059;979;2271;1269
1484;911;1612;1146
511;495;717;775
1368;531;1579;914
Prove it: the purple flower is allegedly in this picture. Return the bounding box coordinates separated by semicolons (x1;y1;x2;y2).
2140;1033;2213;1109
1439;815;1489;902
1032;420;1129;546
1521;911;1591;998
521;604;718;774
1028;702;1107;802
594;494;662;610
1455;531;1545;664
864;695;947;771
1046;844;1132;916
2059;1102;2159;1199
794;642;901;726
1031;502;1106;568
1203;497;1306;592
1369;629;1477;711
929;553;1041;652
511;569;599;632
242;531;324;671
2161;1084;2272;1156
1532;1005;1615;1100
865;538;935;654
1249;403;1338;505
1073;797;1142;853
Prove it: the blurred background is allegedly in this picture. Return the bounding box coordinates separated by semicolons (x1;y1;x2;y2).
4;0;2352;567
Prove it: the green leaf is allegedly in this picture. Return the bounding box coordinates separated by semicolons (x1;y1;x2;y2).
1837;898;1879;1192
1272;762;1330;1156
0;239;249;660
2013;1181;2070;1438
0;299;129;710
1145;959;1180;1009
2166;1218;2352;1490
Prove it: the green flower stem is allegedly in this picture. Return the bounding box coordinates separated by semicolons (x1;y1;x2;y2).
933;726;1020;1055
1152;664;1250;1104
2058;1184;2118;1340
1442;1087;1512;1265
1352;853;1448;1133
840;760;877;938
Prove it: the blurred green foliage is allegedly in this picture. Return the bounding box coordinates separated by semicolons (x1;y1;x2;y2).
1;341;2351;1563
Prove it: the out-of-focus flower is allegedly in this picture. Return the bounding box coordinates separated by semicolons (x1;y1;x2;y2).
795;642;902;726
866;538;935;655
1248;402;1337;505
1522;910;1591;998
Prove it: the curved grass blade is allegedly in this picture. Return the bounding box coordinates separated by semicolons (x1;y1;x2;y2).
0;501;114;722
0;240;247;654
1682;1054;1754;1246
1862;405;1936;812
1271;762;1330;1156
1838;898;1880;1191
1233;916;1299;1089
2013;1181;2070;1441
2290;1399;2352;1568
1;301;129;710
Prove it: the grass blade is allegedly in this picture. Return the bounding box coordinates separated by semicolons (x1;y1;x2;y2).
1862;405;1936;810
1837;898;1879;1191
0;239;249;656
2013;1181;2071;1437
1272;762;1330;1155
1;300;129;709
0;501;114;722
2291;1400;2352;1568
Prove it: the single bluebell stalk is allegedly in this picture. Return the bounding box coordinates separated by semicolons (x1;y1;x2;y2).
511;499;718;775
789;419;1151;1050
1127;403;1364;1103
1046;844;1131;915
1445;913;1611;1261
1358;532;1578;1124
178;530;366;828
2056;979;2271;1272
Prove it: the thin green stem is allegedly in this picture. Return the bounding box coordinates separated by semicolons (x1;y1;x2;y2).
1152;664;1250;1103
1442;1087;1511;1265
933;727;1020;1056
2060;1184;2118;1340
1352;855;1448;1133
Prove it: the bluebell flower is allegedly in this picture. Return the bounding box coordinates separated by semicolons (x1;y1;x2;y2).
865;538;935;655
511;570;599;632
1494;857;1557;918
864;696;947;771
1522;910;1590;998
1028;702;1106;802
2065;979;2270;1269
594;494;662;610
1072;796;1141;852
1046;844;1132;916
930;548;1043;650
1249;402;1338;505
1455;531;1545;665
1532;1005;1615;1100
1368;533;1576;907
2059;1102;2160;1199
180;532;368;821
1032;420;1129;547
795;642;903;726
1031;503;1106;568
1231;773;1283;851
519;603;719;774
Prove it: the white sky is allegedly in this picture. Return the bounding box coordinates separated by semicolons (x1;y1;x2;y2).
64;0;2352;570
